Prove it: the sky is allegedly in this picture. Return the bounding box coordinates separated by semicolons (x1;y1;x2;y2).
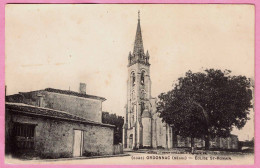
5;4;254;141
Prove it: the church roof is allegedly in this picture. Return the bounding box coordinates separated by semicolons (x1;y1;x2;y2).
12;88;107;102
44;88;106;101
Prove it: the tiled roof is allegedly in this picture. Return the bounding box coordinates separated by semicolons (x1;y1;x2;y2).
6;102;114;128
44;88;106;101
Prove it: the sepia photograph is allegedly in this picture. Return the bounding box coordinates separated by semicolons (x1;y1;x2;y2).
4;4;255;165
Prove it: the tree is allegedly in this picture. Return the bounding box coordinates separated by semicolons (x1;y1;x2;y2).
157;69;253;149
102;112;124;145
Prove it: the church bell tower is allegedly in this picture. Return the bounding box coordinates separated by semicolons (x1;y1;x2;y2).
123;11;152;149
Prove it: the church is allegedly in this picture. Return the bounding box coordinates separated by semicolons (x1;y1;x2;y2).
122;12;239;150
122;12;173;149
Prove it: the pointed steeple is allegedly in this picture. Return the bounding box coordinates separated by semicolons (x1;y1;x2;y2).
133;10;145;58
128;11;150;67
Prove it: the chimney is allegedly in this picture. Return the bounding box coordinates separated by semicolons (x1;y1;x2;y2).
79;83;86;94
37;94;43;107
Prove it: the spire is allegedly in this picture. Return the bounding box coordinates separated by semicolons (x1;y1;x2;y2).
146;50;150;57
128;11;150;67
133;10;145;57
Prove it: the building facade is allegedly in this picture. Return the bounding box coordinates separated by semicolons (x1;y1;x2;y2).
5;83;118;158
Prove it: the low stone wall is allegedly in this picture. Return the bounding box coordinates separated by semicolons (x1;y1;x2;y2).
113;144;123;155
175;135;239;150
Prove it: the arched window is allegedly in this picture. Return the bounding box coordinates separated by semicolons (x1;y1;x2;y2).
141;71;145;85
131;114;134;127
133;105;136;121
131;72;136;86
129;113;132;127
141;102;145;116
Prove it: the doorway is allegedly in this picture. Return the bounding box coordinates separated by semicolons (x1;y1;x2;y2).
73;130;84;157
129;134;133;149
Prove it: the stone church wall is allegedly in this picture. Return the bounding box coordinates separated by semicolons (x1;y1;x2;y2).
142;118;151;147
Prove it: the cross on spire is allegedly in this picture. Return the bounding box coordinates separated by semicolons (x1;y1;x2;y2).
138;10;140;21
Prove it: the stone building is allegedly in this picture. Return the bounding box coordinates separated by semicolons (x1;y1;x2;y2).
122;12;238;150
122;12;173;149
5;83;117;158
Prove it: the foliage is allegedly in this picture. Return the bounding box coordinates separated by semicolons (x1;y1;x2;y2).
102;112;124;145
157;69;253;144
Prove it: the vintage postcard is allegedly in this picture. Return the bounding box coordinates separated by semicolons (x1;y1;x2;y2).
3;3;256;166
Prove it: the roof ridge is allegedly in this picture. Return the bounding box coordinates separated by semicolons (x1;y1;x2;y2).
6;102;114;127
44;88;106;101
6;102;85;119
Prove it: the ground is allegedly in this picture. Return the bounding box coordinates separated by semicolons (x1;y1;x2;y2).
5;149;254;165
